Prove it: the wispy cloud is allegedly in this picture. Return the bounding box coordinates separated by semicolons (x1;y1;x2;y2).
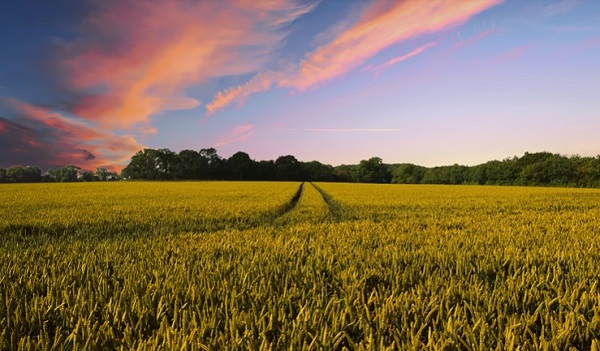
0;98;143;171
208;0;502;114
281;0;502;91
4;0;317;168
214;124;256;147
206;69;287;116
451;26;498;49
493;44;530;62
542;0;583;17
60;0;316;128
281;128;407;133
363;42;437;76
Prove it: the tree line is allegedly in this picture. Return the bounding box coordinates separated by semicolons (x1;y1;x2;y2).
120;148;348;182
389;152;600;187
0;165;119;183
2;149;600;187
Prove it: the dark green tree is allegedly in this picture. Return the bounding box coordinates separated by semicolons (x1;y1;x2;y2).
302;161;335;182
226;152;255;180
332;165;357;182
520;154;577;186
121;148;178;180
275;155;304;181
79;170;95;182
5;166;42;183
200;148;224;179
48;165;80;182
255;160;277;181
356;157;390;183
95;168;119;181
391;164;426;184
175;150;207;180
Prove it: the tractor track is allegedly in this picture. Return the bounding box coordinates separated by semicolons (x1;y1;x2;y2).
310;182;345;222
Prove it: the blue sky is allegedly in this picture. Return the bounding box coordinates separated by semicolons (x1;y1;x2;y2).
1;0;599;171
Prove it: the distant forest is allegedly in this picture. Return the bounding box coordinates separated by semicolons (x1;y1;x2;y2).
2;149;600;188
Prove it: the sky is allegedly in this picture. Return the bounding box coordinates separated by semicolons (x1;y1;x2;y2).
1;0;599;171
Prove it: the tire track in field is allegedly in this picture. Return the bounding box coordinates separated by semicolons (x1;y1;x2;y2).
310;183;347;222
272;181;332;226
3;183;307;242
271;182;304;219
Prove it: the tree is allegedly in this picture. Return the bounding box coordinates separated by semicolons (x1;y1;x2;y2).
519;154;577;186
255;160;276;181
95;168;119;181
275;155;304;181
572;156;600;187
200;148;224;179
121;148;178;180
0;168;6;183
391;164;426;184
333;165;357;182
175;150;207;180
48;165;81;182
302;161;335;182
24;166;43;182
355;157;390;183
464;164;486;185
482;159;519;185
5;166;42;183
155;148;179;179
226;152;255;180
79;170;95;182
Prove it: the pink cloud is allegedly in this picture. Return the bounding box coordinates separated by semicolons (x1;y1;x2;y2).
281;0;502;91
60;0;317;127
2;1;317;168
214;125;256;147
451;26;498;49
363;41;437;76
493;44;530;62
208;0;502;113
206;69;286;115
1;98;144;171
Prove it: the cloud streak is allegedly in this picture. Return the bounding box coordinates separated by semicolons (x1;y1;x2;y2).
281;128;407;133
363;42;437;76
214;124;256;147
493;44;530;62
206;69;287;116
451;26;498;49
542;0;583;17
208;0;502;114
61;0;317;128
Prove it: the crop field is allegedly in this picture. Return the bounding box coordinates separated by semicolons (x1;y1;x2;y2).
1;182;600;350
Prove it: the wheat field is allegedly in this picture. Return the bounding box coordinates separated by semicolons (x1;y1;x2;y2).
1;182;600;350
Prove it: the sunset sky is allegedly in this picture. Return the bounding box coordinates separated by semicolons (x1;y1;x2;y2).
1;0;599;171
